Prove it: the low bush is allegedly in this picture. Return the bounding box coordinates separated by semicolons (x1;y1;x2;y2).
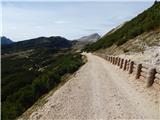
1;53;84;120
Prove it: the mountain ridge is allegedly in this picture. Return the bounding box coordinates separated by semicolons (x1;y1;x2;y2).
72;33;101;52
1;36;72;54
76;33;100;42
0;36;14;45
84;2;160;51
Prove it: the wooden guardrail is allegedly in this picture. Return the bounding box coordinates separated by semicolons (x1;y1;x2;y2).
96;53;160;87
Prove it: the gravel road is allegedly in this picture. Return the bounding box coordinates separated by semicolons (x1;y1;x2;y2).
27;53;160;120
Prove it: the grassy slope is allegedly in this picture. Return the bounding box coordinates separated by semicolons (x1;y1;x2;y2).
84;2;160;51
2;49;85;120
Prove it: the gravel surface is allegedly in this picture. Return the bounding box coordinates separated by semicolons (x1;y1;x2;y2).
119;46;160;67
24;53;159;120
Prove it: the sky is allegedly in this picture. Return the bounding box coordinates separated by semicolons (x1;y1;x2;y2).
1;0;155;41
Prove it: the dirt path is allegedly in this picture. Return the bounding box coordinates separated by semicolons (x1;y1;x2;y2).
25;53;159;120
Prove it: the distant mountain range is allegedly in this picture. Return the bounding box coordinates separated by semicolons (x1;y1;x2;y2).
0;36;14;45
1;36;72;54
2;33;101;54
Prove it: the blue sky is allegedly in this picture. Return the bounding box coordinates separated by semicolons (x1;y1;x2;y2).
1;0;155;41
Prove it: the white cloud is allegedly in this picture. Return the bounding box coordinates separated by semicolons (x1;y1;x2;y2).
2;1;154;41
54;20;71;24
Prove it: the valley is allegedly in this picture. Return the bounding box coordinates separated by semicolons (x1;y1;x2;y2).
1;36;88;120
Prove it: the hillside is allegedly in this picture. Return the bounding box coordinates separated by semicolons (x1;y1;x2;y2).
84;1;160;51
0;36;14;45
97;28;160;66
1;36;72;54
1;36;85;120
77;33;100;42
72;33;100;52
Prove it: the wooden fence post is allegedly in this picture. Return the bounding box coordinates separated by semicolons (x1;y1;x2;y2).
117;58;121;66
146;68;156;87
135;64;142;79
127;60;131;71
110;56;112;63
112;57;114;64
113;57;115;64
112;57;115;65
120;59;124;69
118;58;121;66
115;57;118;65
116;57;119;66
129;61;134;74
123;59;127;71
113;57;116;65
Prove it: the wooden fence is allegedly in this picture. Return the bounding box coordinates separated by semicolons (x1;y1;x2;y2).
97;54;160;87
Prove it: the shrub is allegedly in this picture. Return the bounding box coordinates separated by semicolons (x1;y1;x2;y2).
1;53;84;120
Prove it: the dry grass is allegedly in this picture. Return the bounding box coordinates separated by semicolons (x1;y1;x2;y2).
99;28;160;55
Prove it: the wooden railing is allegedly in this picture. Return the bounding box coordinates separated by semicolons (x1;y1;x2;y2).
96;54;160;87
